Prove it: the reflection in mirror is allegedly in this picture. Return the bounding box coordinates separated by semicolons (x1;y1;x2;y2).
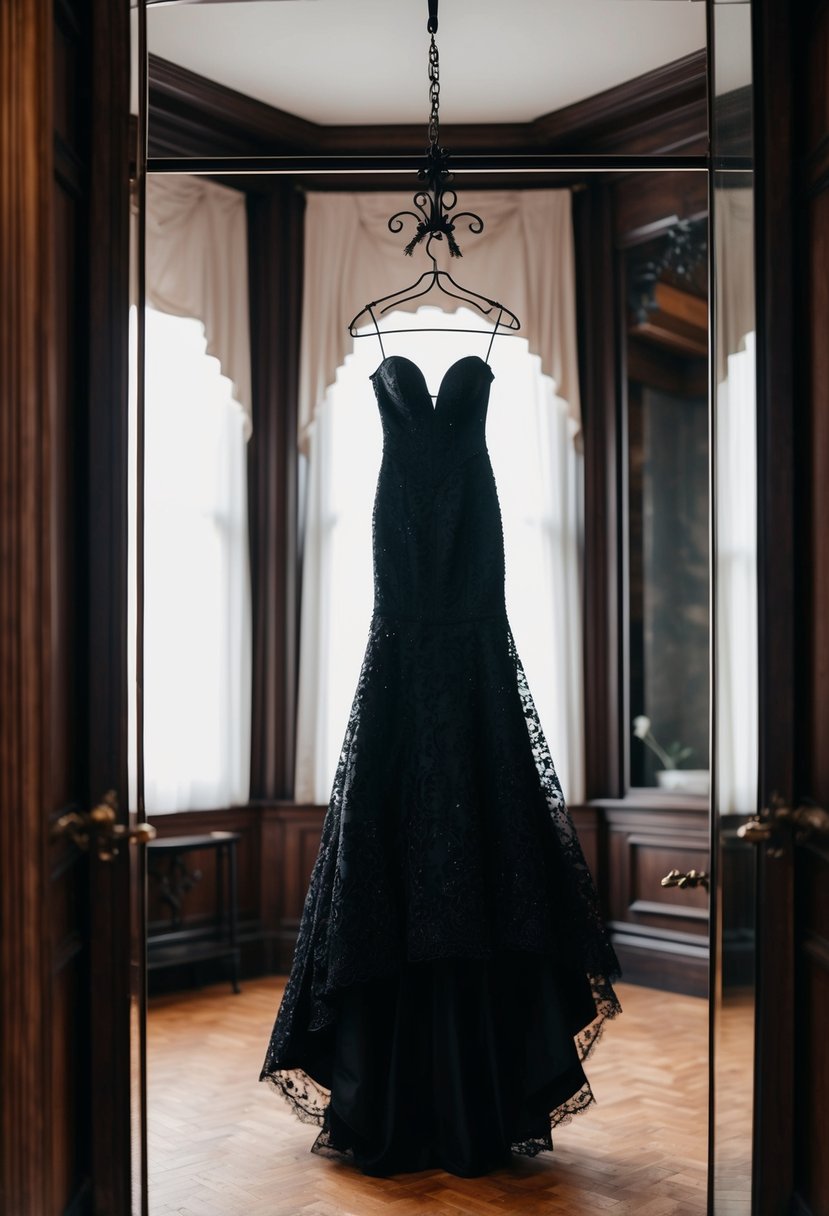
134;3;724;1213
710;1;757;1213
144;1;708;158
626;220;710;797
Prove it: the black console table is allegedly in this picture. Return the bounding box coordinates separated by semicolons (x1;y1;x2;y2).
147;830;241;994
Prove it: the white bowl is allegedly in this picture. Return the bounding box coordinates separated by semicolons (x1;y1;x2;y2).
656;768;710;796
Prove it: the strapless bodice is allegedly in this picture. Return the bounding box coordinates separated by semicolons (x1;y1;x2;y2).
370;354;495;480
369;353;505;623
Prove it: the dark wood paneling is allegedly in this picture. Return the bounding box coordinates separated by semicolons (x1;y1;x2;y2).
797;845;829;1215
144;805;327;986
178;790;685;999
613;170;708;248
753;2;829;1211
2;0;133;1208
147;809;262;933
752;0;799;1210
148;49;707;161
600;803;709;997
570;806;602;901
576;184;625;801
247;187;304;801
794;8;829;1212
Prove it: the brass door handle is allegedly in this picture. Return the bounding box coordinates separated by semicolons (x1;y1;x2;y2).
661;868;709;891
51;790;156;862
737;792;829;857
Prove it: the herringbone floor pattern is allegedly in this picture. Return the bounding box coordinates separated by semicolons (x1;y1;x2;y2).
148;976;710;1216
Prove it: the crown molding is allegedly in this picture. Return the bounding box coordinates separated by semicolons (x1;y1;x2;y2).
148;48;709;162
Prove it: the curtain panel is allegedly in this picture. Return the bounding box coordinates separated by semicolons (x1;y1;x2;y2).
297;189;580;454
141;175;253;813
294;190;586;807
146;174;253;438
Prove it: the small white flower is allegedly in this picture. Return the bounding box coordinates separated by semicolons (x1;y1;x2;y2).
632;715;651;740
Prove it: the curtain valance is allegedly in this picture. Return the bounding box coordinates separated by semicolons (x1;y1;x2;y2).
298;189;580;454
145;175;253;438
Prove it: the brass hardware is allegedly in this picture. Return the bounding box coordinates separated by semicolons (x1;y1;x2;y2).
661;868;710;891
52;790;157;862
737;792;829;858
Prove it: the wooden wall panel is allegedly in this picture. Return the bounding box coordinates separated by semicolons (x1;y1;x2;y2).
613;170;708;247
247;186;304;801
145;805;327;988
602;804;709;996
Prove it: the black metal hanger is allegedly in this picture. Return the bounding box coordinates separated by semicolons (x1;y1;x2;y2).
346;0;521;352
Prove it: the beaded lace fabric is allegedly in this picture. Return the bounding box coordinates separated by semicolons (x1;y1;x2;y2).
260;353;622;1172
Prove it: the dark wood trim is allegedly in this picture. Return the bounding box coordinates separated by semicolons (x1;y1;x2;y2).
148;48;707;161
752;1;798;1212
0;1;55;1208
86;0;137;1210
247;186;304;801
612;169;709;248
532;51;708;156
576;184;625;800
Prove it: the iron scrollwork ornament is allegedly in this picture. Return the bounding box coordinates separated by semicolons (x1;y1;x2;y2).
388;1;483;260
629;217;708;323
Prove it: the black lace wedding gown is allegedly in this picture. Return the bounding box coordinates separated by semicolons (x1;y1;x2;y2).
260;352;622;1177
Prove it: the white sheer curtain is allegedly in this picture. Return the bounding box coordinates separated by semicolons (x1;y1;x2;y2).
715;334;758;815
142;310;252;813
140;173;253;814
715;189;758;815
145;175;253;435
297;189;581;452
294;308;585;807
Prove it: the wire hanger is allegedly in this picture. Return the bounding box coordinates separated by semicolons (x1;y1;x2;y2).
347;0;521;351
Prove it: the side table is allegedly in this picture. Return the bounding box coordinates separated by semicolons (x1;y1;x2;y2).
147;830;241;994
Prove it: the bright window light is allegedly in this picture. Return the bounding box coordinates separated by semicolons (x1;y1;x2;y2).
300;306;583;804
140;307;251;813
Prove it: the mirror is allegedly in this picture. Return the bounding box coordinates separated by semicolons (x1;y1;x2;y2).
126;2;757;1211
625;219;710;797
710;1;757;1212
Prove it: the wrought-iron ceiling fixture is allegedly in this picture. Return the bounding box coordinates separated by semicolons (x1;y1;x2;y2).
388;0;484;259
347;0;520;343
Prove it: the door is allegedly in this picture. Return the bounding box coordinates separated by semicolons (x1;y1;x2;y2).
0;1;146;1212
751;1;829;1213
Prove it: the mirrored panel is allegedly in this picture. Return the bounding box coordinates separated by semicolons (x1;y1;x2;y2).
710;1;757;1212
134;4;727;1215
144;0;708;160
626;219;710;797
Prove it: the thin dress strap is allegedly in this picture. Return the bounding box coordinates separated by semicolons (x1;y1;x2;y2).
484;307;503;365
367;303;386;360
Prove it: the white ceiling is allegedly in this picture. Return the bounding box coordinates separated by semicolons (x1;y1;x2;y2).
147;0;707;126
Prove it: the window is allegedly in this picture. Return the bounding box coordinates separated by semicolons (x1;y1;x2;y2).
140;307;252;813
294;307;585;805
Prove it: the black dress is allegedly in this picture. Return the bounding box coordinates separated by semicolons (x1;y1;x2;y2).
259;353;622;1177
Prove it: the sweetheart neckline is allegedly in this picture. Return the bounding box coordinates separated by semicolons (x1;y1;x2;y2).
370;353;493;411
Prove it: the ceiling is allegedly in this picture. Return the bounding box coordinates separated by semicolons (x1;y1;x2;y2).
146;0;707;126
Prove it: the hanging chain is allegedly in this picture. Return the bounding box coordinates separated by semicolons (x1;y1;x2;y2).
386;0;486;260
427;31;440;149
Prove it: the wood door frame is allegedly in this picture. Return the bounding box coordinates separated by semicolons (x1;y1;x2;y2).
0;0;137;1210
0;2;58;1204
752;0;798;1211
86;0;140;1205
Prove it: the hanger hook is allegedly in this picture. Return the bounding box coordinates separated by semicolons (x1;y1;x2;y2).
424;232;440;272
427;0;438;34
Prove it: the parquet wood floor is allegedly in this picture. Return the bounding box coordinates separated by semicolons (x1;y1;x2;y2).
148;977;709;1216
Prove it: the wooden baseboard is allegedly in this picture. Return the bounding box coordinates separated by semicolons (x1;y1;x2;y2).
611;932;709;997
